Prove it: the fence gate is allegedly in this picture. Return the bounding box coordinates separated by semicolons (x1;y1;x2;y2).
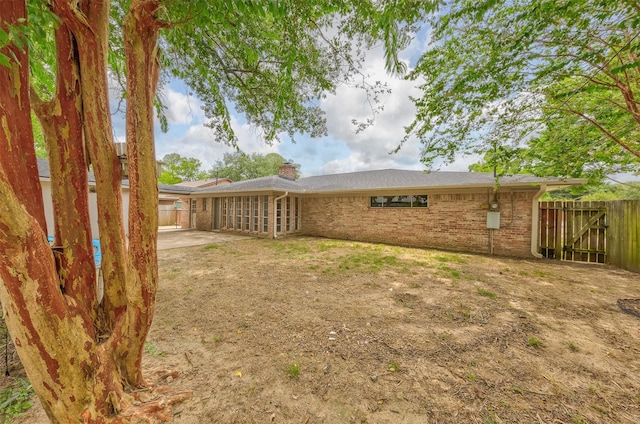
538;201;607;264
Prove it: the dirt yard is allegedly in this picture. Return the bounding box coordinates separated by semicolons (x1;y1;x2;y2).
12;236;640;423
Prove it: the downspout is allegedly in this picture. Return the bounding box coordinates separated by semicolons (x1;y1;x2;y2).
530;184;547;258
273;191;288;239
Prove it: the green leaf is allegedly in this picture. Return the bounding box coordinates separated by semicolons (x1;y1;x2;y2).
0;53;10;68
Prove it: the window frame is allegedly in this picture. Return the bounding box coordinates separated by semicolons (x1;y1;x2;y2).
370;195;429;209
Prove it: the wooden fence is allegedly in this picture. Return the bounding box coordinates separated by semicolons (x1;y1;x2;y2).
538;201;607;263
539;200;639;273
158;205;180;227
606;200;640;273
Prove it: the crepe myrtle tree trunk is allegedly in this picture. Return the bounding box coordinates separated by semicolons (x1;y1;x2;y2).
0;0;187;422
119;0;165;388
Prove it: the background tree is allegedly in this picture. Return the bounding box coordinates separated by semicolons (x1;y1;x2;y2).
404;0;640;181
158;153;207;184
0;1;411;422
210;152;298;181
541;181;640;201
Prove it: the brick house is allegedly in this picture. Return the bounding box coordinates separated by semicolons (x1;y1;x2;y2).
175;163;585;257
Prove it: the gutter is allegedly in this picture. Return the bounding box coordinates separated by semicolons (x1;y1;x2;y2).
273;192;288;239
530;184;546;258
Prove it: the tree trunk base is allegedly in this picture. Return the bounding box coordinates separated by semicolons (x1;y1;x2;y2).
87;386;192;424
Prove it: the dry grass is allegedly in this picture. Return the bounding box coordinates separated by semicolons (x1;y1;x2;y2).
13;236;640;423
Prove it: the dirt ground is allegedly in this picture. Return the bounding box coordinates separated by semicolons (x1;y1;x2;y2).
11;236;640;423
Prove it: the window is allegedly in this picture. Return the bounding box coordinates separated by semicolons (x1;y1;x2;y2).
370;195;428;208
252;196;259;232
235;197;242;230
202;198;208;211
244;196;250;231
262;196;269;233
294;197;300;230
221;198;227;228
285;197;291;232
276;199;282;233
228;197;234;229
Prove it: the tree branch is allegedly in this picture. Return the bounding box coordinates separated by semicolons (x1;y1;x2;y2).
558;104;640;158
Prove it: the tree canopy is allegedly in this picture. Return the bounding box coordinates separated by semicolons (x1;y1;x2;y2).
158;153;207;184
211;152;297;181
405;0;640;181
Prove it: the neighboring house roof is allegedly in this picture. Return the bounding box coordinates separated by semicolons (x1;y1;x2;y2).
157;183;194;195
174;178;233;188
187;169;585;196
189;175;306;194
37;157;191;196
37;157;98;182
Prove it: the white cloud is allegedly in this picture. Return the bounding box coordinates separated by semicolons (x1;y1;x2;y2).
155;115;279;170
313;44;427;175
159;87;204;125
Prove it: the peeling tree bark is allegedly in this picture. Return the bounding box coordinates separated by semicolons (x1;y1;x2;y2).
120;0;164;387
0;0;188;422
0;0;47;229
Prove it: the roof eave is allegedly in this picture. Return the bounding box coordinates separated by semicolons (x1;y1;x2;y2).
304;180;587;195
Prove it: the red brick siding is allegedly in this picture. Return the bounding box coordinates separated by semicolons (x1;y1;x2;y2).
177;197;190;228
300;191;536;257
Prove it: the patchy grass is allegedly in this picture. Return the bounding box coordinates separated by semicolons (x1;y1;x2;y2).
0;378;33;422
477;288;497;299
388;360;400;372
144;342;165;357
15;236;640;424
528;337;542;348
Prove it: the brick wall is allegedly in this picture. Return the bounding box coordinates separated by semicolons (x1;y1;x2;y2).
195;198;212;229
300;190;537;257
178;197;190;228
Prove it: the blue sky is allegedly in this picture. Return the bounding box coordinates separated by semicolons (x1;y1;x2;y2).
111;28;481;178
110;29;638;182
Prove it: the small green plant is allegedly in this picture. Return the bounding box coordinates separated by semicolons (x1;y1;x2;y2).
434;254;467;264
0;378;34;422
477;288;496;299
467;372;478;383
337;252;400;272
482;413;500;424
213;336;221;342
318;241;343;251
571;416;587;424
568;342;579;352
388;360;400;372
144;342;164;356
510;386;522;394
533;270;548;277
450;270;461;278
528;337;541;348
287;363;300;377
204;244;221;250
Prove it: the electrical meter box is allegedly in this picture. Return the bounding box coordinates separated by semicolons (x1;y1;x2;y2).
486;211;501;229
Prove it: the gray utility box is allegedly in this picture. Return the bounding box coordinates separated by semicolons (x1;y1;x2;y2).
486;211;501;229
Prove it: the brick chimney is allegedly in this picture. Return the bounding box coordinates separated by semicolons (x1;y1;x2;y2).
278;162;296;180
